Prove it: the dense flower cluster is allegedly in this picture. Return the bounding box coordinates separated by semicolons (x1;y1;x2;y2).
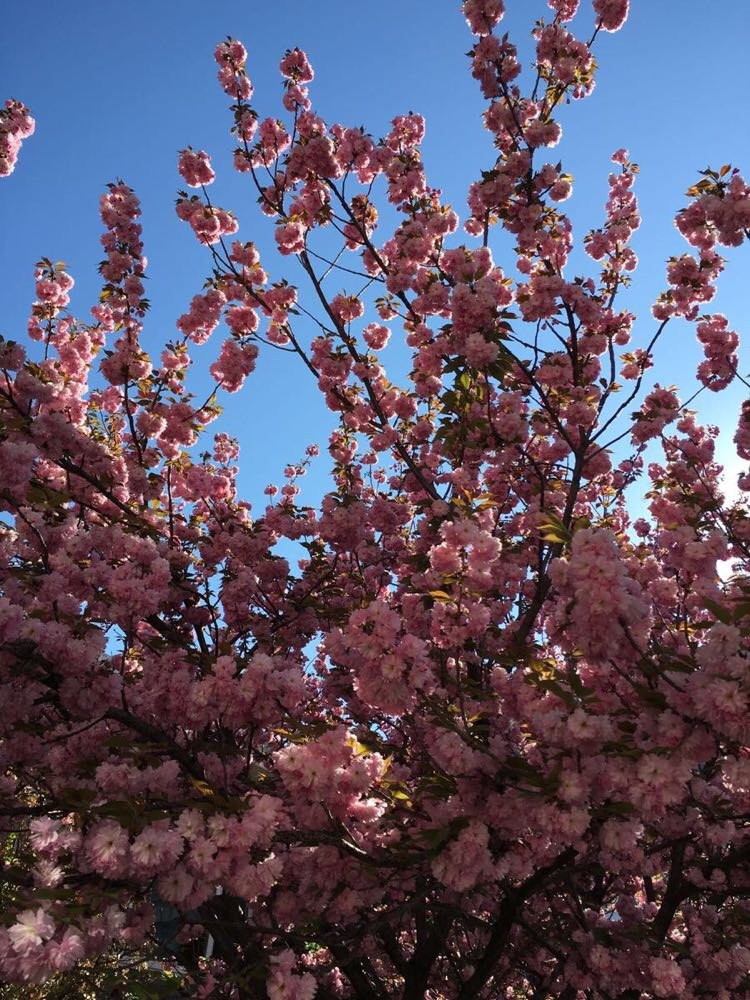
2;3;750;998
0;98;35;177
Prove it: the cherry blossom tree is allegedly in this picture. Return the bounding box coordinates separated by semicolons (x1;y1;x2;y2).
2;1;750;997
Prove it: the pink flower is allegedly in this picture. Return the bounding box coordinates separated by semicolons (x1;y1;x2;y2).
592;0;629;32
176;197;238;245
432;822;494;891
267;950;317;1000
130;826;165;870
548;0;580;20
215;39;253;100
8;909;55;954
209;338;259;393
4;5;750;996
330;294;364;325
178;148;216;187
363;323;391;351
279;48;314;83
0;99;35;177
275;220;306;255
87;821;129;874
48;928;85;971
463;0;505;35
650;957;686;997
29;817;61;854
176;808;204;841
158;866;194;905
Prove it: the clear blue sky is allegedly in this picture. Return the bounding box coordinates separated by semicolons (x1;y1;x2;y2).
2;1;749;509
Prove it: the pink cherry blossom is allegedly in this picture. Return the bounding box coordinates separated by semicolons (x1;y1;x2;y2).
1;4;750;997
0;98;35;177
8;910;55;954
593;0;629;32
178;148;216;187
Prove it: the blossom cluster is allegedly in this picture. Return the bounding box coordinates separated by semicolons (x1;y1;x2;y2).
0;98;35;176
2;2;750;998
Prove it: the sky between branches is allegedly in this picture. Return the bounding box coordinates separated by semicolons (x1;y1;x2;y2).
2;0;749;511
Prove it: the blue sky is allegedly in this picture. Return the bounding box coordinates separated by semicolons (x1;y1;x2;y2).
2;0;749;511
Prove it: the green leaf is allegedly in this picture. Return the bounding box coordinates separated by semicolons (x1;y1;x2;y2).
632;683;666;709
538;511;571;546
427;589;453;602
732;601;750;622
603;800;635;816
703;598;731;624
26;483;71;508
